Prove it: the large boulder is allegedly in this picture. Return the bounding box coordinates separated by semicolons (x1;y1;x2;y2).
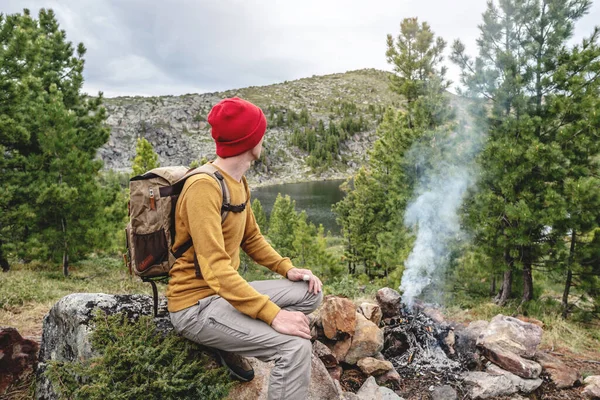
36;293;340;400
321;296;358;340
486;362;543;393
375;288;402;318
0;327;39;395
536;352;581;389
476;315;543;378
345;313;384;365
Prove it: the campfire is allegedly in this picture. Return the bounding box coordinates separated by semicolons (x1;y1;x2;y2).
382;303;463;381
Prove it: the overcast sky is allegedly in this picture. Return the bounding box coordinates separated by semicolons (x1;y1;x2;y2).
4;0;600;97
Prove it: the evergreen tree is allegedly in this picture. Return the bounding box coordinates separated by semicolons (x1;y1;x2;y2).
268;194;298;257
251;198;268;234
0;9;109;274
131;137;160;176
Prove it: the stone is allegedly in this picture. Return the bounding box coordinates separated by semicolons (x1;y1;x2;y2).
486;362;543;393
325;336;353;363
356;376;381;399
477;315;543;378
583;375;600;399
462;371;518;399
431;385;458;400
479;343;542;379
345;313;384;365
226;353;340;400
375;369;402;389
313;340;338;368
455;320;489;358
357;357;393;376
477;315;543;359
376;288;402;318
379;386;404;400
342;392;361;400
358;303;383;326
0;327;39;395
536;352;580;389
328;365;343;381
321;296;358;340
37;293;341;400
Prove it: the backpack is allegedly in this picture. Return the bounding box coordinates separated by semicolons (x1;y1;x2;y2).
124;163;247;316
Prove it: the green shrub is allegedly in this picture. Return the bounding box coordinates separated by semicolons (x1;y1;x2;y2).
45;311;234;400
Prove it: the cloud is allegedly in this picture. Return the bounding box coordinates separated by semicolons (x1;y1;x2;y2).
2;0;599;97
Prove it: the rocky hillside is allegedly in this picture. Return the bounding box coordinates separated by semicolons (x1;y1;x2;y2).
98;69;403;186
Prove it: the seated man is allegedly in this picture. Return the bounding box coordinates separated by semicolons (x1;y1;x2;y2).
167;97;323;400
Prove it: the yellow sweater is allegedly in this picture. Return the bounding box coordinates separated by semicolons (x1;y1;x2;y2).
166;164;294;325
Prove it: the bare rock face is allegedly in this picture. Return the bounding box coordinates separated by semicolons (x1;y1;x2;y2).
486;362;543;393
476;315;543;379
357;357;394;376
462;371;519;399
375;288;402;318
0;327;39;395
345;313;384;365
358;303;383;326
321;296;358;340
583;375;600;399
536;352;581;389
226;353;340;400
313;340;338;368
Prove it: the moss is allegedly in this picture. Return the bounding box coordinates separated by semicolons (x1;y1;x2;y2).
45;311;234;400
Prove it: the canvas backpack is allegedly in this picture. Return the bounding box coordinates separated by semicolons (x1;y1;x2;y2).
124;163;247;316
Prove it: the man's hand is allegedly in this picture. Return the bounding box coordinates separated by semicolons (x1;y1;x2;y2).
286;267;323;295
271;309;311;339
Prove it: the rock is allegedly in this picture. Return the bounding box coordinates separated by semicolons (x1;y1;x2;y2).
321;296;358;340
345;313;384;365
431;385;458;400
357;357;393;376
376;288;402;318
358;303;383;326
36;293;170;400
462;371;518;399
444;329;456;355
356;376;381;399
486;362;543;393
342;392;361;400
325;336;353;363
328;365;343;381
536;352;580;389
516;316;544;329
227;353;340;400
455;320;489;358
379;386;404;400
477;315;543;378
375;369;402;389
477;315;543;359
0;327;39;394
583;375;600;399
313;340;338;368
479;343;542;379
37;293;340;400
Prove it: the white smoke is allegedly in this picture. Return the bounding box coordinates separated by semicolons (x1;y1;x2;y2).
400;109;483;308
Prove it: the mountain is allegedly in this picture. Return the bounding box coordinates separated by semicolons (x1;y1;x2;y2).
99;69;403;186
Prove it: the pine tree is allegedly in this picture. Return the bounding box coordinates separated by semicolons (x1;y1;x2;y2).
268;194;298;257
131;137;160;176
0;9;109;274
251;198;269;234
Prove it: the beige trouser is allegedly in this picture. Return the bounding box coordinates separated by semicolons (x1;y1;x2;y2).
169;279;323;400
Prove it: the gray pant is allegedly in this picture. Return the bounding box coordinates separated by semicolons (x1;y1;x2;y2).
170;279;323;400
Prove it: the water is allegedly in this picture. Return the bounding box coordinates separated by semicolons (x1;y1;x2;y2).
251;179;346;235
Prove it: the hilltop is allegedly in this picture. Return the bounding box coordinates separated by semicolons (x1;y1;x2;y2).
99;69;403;186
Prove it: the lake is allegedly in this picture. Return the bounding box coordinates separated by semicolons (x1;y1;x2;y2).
251;179;347;235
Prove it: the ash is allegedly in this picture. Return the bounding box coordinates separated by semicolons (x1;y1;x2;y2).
382;305;463;379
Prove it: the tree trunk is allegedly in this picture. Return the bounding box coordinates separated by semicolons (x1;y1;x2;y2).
562;230;577;318
0;248;9;272
62;216;69;277
497;270;513;306
490;274;497;297
522;262;534;302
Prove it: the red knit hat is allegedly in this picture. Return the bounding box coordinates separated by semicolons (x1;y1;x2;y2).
207;97;267;158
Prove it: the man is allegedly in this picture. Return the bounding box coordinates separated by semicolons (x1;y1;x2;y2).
167;97;323;400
